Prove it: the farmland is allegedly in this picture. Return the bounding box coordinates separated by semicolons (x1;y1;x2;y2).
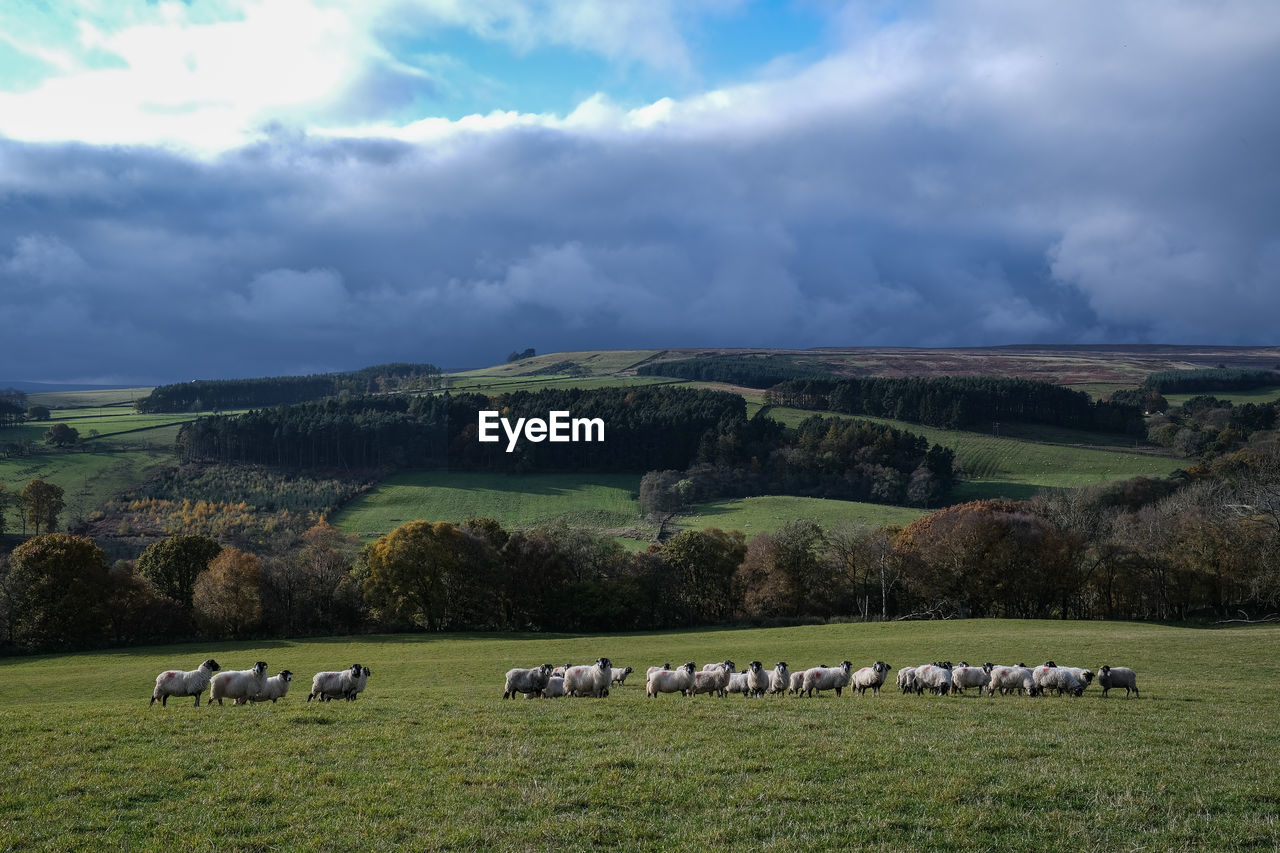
0;619;1276;850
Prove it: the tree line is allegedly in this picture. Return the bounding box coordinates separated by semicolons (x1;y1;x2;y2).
636;354;835;388
135;363;444;413
766;376;1145;435
1143;368;1280;394
3;443;1277;653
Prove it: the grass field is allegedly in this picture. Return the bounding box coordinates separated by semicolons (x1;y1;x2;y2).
675;496;926;535
0;449;174;526
1163;385;1280;407
766;407;1186;502
0;620;1276;850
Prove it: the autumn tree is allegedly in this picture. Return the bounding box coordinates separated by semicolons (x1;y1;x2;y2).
6;533;111;648
362;520;496;631
735;521;826;620
192;547;264;638
20;479;65;535
136;534;222;612
261;521;361;635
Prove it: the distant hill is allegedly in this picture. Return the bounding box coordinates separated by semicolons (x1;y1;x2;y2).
0;380;142;392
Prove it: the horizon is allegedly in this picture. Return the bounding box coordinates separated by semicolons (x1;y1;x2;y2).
2;1;1277;384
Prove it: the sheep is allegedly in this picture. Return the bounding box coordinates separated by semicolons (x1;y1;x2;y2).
914;663;954;696
238;669;292;705
1097;665;1139;698
610;666;636;686
346;665;371;701
896;666;918;694
646;663;672;678
1064;667;1095;693
852;661;892;696
1032;664;1083;697
986;665;1038;697
308;663;363;702
703;659;735;673
801;661;854;697
552;664;572;678
504;664;554;699
150;658;221;707
726;671;751;696
746;661;771;697
692;662;734;697
564;658;613;698
788;670;806;695
951;663;993;695
767;662;790;695
647;662;696;698
542;676;565;698
208;661;269;706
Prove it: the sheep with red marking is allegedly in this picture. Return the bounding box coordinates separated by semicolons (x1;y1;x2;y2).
913;663;954;695
986;665;1037;697
209;661;269;706
951;663;993;695
801;661;854;697
150;658;221;707
1032;662;1083;697
308;664;363;702
565;658;613;698
647;662;696;698
504;664;554;699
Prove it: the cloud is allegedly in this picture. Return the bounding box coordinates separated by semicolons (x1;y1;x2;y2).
0;0;1277;382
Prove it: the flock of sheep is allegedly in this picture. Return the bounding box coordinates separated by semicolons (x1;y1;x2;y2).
149;659;372;707
503;658;1141;700
148;655;1141;708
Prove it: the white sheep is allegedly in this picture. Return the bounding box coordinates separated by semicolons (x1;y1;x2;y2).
564;658;613;698
914;663;954;695
308;664;363;702
1064;667;1095;692
702;659;735;673
610;666;635;686
542;676;565;698
150;658;221;707
691;662;733;697
504;664;554;699
240;669;293;705
950;663;993;695
986;665;1037;697
767;662;790;695
852;661;892;696
1097;665;1139;698
1032;663;1083;697
788;670;806;695
897;666;918;694
801;661;854;697
209;661;269;706
647;662;696;698
746;661;772;697
726;671;750;696
646;663;671;678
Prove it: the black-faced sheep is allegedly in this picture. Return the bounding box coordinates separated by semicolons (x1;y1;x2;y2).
1097;665;1139;698
565;658;613;698
801;661;854;697
150;659;221;707
647;662;696;698
308;664;363;702
209;661;268;706
504;664;554;699
852;661;892;696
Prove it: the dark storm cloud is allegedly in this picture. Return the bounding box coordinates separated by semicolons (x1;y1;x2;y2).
1;0;1277;383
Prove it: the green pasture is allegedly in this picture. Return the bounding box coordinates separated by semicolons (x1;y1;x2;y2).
676;495;925;536
331;471;651;542
0;449;172;525
766;407;1185;502
0;620;1275;850
443;373;680;395
1163;385;1280;407
449;349;661;379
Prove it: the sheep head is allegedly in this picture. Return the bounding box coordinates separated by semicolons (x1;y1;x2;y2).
253;661;268;677
203;659;222;672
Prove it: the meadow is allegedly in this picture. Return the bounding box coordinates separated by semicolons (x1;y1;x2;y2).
0;620;1276;850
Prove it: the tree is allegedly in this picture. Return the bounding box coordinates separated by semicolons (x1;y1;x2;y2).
43;422;79;447
362;520;495;631
192;547;264;638
25;405;50;421
20;479;65;535
6;533;111;649
261;521;360;635
136;534;222;612
659;527;746;625
0;483;10;537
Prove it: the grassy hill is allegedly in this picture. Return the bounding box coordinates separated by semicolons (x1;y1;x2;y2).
1;619;1275;849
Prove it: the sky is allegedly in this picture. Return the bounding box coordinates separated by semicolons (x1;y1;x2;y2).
0;0;1277;384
